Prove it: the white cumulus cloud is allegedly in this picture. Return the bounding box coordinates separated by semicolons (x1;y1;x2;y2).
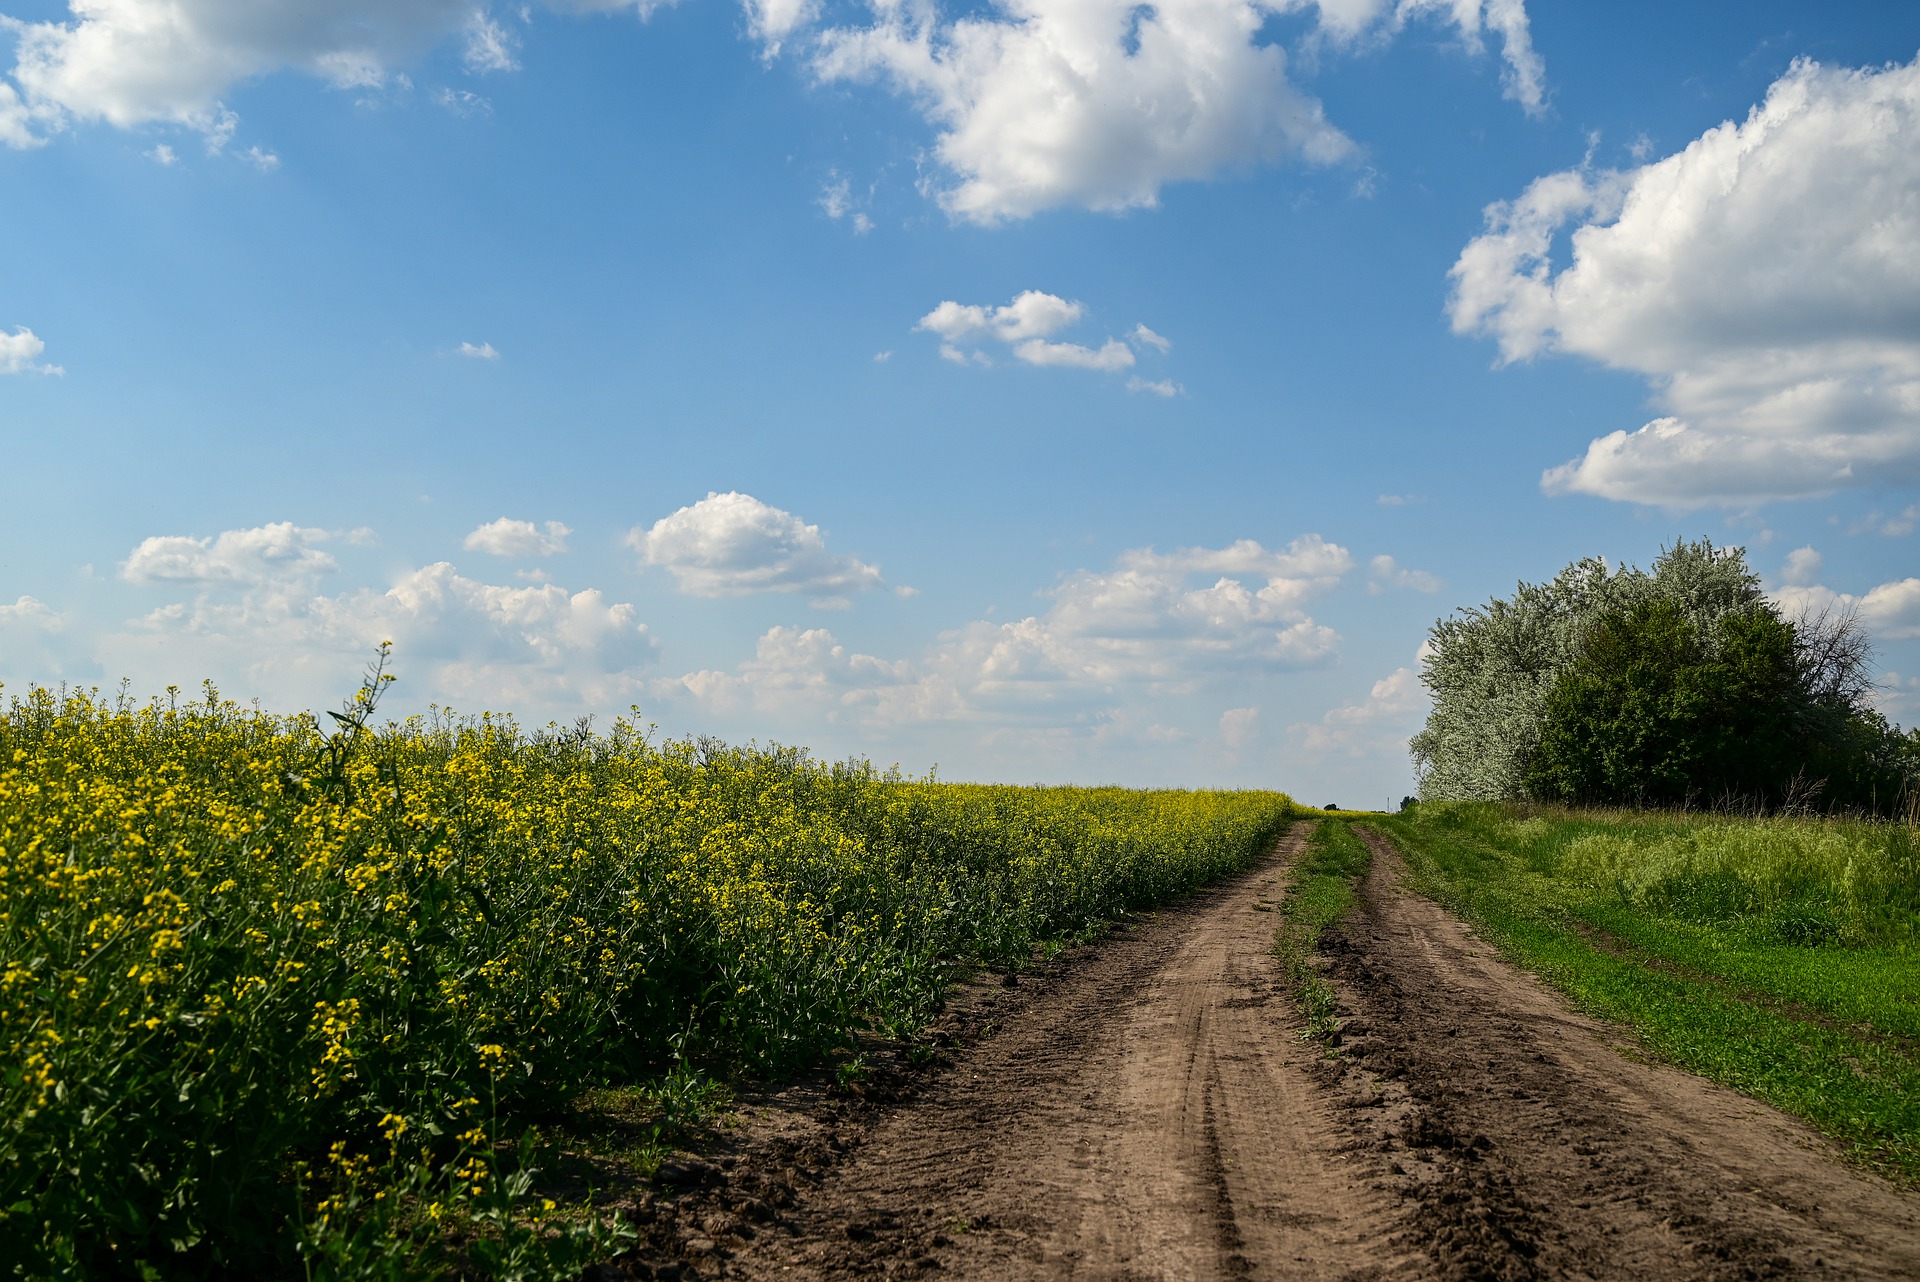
457;340;500;360
102;552;657;716
1773;577;1920;643
675;625;912;718
1778;546;1823;588
671;535;1350;730
812;0;1540;222
1219;705;1259;750
1290;664;1424;757
463;517;572;557
1367;554;1441;593
0;596;74;689
918;290;1179;378
814;0;1350;224
6;0;475;138
0;326;61;375
121;522;340;586
627;492;886;603
0;0;664;147
1014;338;1135;371
1450;55;1920;508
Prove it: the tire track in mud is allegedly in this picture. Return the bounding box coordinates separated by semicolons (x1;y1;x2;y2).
605;829;1406;1281
596;825;1920;1281
1315;827;1920;1281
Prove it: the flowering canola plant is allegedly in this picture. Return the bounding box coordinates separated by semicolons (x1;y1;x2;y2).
0;662;1295;1278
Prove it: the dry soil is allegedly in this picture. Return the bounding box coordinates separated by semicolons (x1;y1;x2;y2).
594;825;1920;1281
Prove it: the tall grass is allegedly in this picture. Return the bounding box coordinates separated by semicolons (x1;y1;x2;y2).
1379;802;1920;1180
1476;804;1920;948
1;662;1296;1278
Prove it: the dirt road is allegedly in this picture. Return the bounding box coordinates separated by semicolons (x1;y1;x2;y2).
605;826;1920;1281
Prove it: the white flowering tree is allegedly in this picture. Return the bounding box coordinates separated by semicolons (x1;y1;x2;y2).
1410;541;1768;801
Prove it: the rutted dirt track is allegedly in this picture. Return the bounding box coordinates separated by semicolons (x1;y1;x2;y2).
603;826;1920;1281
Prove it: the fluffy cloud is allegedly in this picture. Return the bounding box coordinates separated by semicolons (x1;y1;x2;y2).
328;563;654;671
1290;664;1424;756
671;535;1350;728
104;552;655;714
1367;554;1441;593
7;1;475;137
1778;546;1822;588
121;522;340;586
1773;577;1920;643
747;0;820;53
0;596;74;689
2;0;1543;230
820;0;1542;221
1014;338;1135;371
1450;56;1920;508
0;595;62;630
676;625;911;718
99;519;654;710
463;517;571;557
813;0;1539;222
919;291;1085;345
457;340;500;360
1219;705;1259;750
0;326;61;375
814;0;1350;222
0;0;665;145
918;290;1176;376
627;492;886;603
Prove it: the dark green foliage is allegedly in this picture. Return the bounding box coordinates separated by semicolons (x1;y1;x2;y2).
1413;539;1772;801
1805;710;1920;816
1418;539;1917;815
1525;600;1804;807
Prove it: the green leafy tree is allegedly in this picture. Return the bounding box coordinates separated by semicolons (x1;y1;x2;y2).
1416;539;1915;813
1523;600;1802;807
1412;539;1767;800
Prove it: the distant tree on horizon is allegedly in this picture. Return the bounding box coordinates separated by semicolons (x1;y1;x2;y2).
1411;540;1915;813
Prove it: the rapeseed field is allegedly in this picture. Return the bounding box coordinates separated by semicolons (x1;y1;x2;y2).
0;652;1295;1278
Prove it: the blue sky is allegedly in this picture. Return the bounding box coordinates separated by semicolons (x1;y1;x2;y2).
2;0;1917;804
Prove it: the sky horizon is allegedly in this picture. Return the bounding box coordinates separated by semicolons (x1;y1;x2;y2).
2;0;1918;806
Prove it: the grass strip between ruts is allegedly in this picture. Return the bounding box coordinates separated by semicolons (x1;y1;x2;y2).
1371;810;1920;1186
1273;819;1373;1038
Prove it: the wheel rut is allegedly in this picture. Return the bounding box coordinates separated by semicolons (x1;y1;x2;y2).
1312;827;1920;1281
596;824;1920;1281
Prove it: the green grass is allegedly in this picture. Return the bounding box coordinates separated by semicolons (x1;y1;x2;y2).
1273;820;1373;1037
1375;803;1920;1183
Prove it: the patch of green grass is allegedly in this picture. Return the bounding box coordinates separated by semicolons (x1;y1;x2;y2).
1377;803;1920;1183
1274;820;1373;1038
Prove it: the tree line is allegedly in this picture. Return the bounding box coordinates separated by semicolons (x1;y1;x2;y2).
1412;540;1920;814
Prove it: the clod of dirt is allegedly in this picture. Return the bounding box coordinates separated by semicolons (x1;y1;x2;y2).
653;1158;720;1191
